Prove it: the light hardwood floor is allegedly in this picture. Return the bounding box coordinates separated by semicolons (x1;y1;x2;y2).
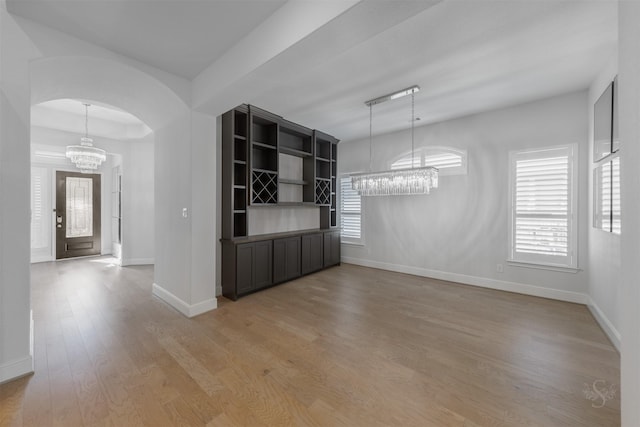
1;258;620;426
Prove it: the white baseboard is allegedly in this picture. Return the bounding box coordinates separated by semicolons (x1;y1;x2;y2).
152;283;217;318
0;355;34;384
341;257;589;304
122;258;154;266
1;310;36;384
587;297;621;352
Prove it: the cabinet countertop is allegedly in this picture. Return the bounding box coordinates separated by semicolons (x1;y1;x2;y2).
222;228;339;244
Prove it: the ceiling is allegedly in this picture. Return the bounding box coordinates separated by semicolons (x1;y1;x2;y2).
32;99;152;140
7;0;286;79
8;0;617;142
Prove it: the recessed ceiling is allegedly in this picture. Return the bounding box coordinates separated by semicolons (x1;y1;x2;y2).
7;0;287;79
32;99;152;140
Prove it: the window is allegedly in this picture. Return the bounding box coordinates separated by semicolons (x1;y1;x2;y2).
340;176;362;244
594;156;621;234
390;146;467;176
508;145;577;269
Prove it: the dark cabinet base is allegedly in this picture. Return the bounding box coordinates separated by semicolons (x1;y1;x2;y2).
222;229;340;300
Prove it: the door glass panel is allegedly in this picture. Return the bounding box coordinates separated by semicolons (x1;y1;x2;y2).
66;177;93;238
31;167;50;249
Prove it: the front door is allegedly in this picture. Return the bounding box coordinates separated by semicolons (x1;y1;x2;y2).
56;171;101;259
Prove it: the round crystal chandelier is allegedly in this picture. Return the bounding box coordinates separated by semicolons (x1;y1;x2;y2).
65;103;106;173
351;86;438;196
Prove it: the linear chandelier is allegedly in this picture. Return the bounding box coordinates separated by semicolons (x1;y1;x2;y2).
351;85;438;196
65;103;107;173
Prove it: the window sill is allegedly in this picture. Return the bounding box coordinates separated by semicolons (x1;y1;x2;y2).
341;240;364;247
507;259;581;274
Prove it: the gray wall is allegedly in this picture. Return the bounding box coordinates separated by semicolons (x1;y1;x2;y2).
339;91;589;300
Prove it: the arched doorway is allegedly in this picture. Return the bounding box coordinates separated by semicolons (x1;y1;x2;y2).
30;98;154;265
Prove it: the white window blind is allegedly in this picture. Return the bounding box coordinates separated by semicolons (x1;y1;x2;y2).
509;145;576;268
340;176;362;243
595;156;621;234
612;156;621;235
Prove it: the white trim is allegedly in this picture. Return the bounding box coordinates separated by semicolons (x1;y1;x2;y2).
506;259;581;274
31;255;54;264
152;283;217;318
341;257;588;304
0;356;34;384
587;296;621;352
1;310;36;383
121;258;154;266
508;143;578;269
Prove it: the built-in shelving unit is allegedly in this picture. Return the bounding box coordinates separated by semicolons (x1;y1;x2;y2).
314;130;338;228
221;104;340;299
250;109;279;205
222;106;249;238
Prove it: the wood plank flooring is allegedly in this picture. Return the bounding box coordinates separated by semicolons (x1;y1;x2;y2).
1;258;620;426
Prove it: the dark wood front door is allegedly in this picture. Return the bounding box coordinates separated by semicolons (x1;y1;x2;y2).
56;171;101;259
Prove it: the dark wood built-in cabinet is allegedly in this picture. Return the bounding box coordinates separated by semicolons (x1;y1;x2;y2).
273;236;301;284
222;229;340;300
235;240;273;294
323;230;341;268
221;105;341;300
301;233;324;275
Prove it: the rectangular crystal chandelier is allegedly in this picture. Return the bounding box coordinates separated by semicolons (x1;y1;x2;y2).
351;166;438;196
351;85;439;196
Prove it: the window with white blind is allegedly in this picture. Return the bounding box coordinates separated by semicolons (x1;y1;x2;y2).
340;176;362;244
612;156;621;234
594;156;621;234
390;147;467;176
508;145;577;268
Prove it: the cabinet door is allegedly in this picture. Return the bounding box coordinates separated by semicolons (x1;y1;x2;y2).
301;233;323;275
253;240;273;290
330;231;340;266
285;237;301;279
273;238;287;284
274;237;301;283
236;243;254;294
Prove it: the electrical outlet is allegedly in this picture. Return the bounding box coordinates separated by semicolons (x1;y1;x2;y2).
182;208;188;218
496;263;504;273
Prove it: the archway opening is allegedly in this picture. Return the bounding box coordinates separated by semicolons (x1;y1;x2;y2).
30;98;155;266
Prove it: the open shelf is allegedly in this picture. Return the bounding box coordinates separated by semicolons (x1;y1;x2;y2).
252;146;278;172
253;141;277;150
279;178;307;185
280;146;312;158
251;115;278;147
279;121;312;156
222;107;250;238
234;164;247;187
234;112;247;137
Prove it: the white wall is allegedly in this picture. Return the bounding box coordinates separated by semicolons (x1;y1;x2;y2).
339;91;589;302
0;2;38;383
122;133;154;265
189;112;217;310
587;53;621;349
1;2;218;382
619;2;640;425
